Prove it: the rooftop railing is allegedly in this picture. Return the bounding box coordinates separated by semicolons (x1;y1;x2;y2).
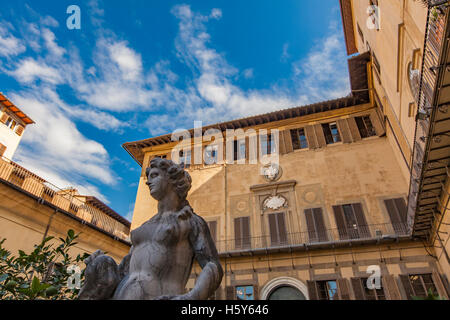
0;156;131;243
215;222;409;255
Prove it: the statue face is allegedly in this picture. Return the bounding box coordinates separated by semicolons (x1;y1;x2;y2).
146;167;170;201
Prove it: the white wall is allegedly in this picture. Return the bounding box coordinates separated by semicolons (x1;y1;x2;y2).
0;113;23;160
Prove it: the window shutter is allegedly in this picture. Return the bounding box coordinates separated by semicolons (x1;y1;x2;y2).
382;275;401;300
394;198;407;222
15;125;24;136
0;113;8;124
369;109;385;136
0;143;6;157
253;285;259;300
332;205;348;240
208;221;217;243
304;126;318;149
313;208;328;242
352;203;370;238
278;212;287;244
399;275;414;299
313;124;327;148
283;130;294;154
305;209;316;242
337;119;352;143
279;131;287;155
347;117;362;142
234;217;242;248
225;286;235;300
432;272;449;299
268;213;279;245
337;278;351;300
242;217;251;248
307;281;319;300
351;278;365;300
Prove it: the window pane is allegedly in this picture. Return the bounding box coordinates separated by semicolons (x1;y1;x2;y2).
330;123;341;143
238;140;246;160
236;286;254;300
299;128;308;149
355;117;369;138
322;123;334;144
326;281;339;300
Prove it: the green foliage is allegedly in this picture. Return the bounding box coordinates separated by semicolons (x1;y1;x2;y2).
412;288;446;300
0;230;89;300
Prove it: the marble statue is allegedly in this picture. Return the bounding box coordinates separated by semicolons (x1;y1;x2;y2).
78;158;224;300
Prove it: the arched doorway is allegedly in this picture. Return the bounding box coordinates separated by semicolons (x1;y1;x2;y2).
260;277;309;300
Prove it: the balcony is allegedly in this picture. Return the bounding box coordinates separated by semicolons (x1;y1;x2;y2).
407;2;450;239
0;156;131;243
215;222;409;257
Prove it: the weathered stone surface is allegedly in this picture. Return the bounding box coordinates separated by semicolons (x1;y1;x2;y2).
78;158;223;300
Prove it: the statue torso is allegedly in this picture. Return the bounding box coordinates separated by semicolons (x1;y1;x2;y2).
113;209;195;300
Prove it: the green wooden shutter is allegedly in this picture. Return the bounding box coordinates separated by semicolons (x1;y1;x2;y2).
352;203;370;238
234;217;242;249
283;130;294;153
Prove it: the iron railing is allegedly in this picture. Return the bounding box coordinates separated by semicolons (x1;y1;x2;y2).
407;2;449;235
0;156;131;242
214;222;408;254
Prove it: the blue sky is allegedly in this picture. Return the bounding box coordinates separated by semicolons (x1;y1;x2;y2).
0;0;351;220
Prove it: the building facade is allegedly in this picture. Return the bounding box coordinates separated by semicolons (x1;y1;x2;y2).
0;93;34;159
123;0;450;300
0;94;131;265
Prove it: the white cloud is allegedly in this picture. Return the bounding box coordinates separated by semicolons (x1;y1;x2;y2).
0;23;26;57
108;41;142;81
11;58;62;84
243;68;254;79
281;42;290;62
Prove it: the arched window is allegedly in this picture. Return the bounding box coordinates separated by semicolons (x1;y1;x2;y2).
268;285;306;300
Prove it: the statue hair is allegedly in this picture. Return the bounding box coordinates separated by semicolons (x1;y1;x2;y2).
146;157;192;201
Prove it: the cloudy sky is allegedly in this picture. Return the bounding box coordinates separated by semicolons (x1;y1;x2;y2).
0;0;351;220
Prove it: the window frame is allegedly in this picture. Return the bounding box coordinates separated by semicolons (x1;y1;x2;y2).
322;122;342;145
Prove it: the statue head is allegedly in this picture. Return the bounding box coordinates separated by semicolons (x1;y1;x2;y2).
145;158;192;201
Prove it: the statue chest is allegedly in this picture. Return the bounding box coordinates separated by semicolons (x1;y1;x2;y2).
131;213;192;247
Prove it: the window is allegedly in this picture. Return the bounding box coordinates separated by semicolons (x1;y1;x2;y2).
373;52;381;76
204;145;218;165
268;212;288;246
408;102;416;118
332;203;370;240
384;198;408;235
401;274;438;299
233;139;246;161
207;220;217;243
317;280;339;300
5;117;12;127
355;116;376;138
290;128;308;150
260;134;276;155
322;122;341;144
357;23;364;44
268;286;306;300
304;208;328;243
352;277;386;300
9;120;16;130
179;149;191;169
234;216;251;249
236;286;254;300
0;143;6;157
154;154;167;159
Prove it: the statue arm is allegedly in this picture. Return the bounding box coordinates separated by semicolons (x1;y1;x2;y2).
184;216;223;300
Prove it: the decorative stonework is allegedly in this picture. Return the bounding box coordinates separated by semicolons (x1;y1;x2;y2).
263;195;288;211
261;163;282;182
